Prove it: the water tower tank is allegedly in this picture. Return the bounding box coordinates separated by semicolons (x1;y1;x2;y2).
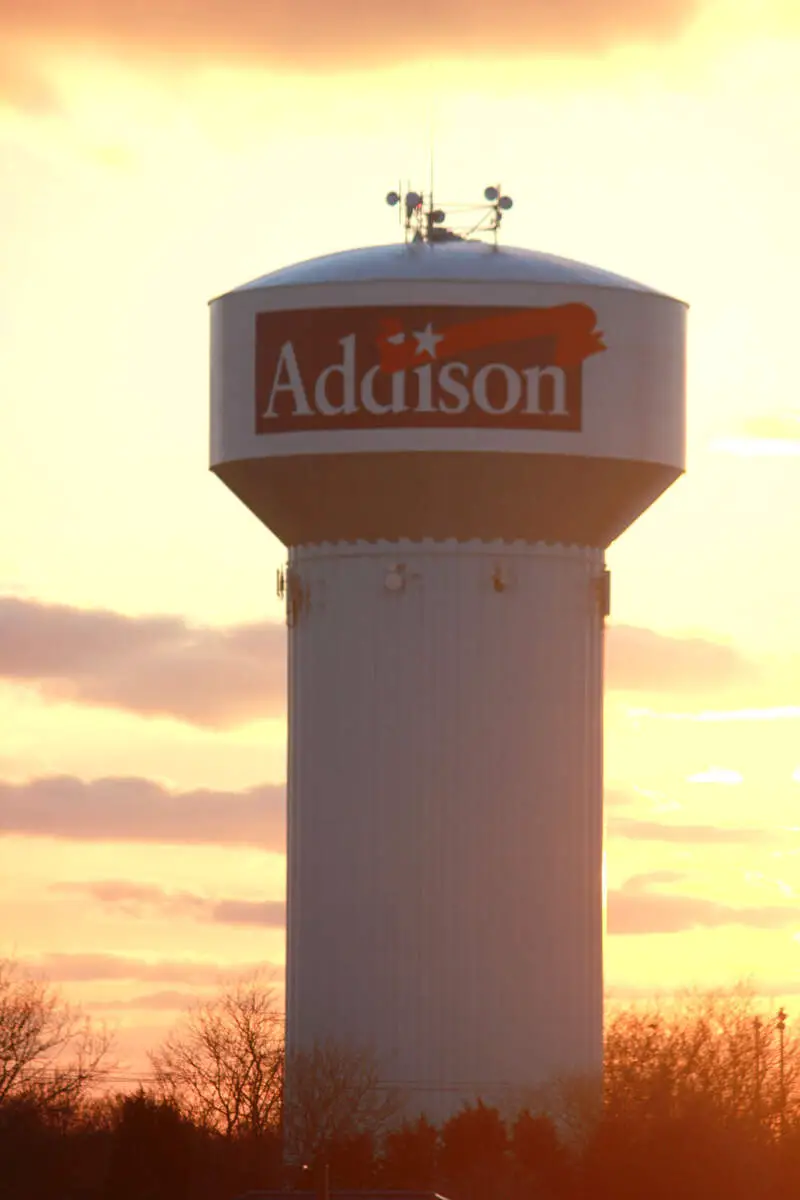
210;234;686;1121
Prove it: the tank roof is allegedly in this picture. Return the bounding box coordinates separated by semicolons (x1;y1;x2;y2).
226;241;677;299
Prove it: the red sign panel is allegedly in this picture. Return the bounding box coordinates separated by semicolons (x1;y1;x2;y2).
255;304;605;434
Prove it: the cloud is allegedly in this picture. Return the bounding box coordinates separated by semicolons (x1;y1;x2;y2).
0;775;285;849
22;953;280;985
742;414;800;442
687;766;743;785
0;597;765;729
212;899;284;927
605;787;637;807
617;870;689;893
50;880;285;928
609;816;774;844
608;873;800;935
0;48;62;115
0;596;284;729
712;438;800;458
606;624;755;693
604;983;681;1001
602;981;800;1001
88;990;210;1012
712;412;800;457
0;0;703;107
632;706;800;723
741;979;800;999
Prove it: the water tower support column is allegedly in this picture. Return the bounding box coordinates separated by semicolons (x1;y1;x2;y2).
284;538;606;1121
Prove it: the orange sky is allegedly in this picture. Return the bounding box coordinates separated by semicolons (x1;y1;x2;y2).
1;0;799;1079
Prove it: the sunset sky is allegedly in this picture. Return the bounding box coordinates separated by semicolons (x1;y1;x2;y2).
1;0;800;1079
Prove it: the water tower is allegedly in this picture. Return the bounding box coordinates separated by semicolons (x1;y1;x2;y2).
209;187;686;1122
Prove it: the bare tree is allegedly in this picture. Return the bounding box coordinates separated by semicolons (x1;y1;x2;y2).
0;957;112;1108
510;1071;603;1147
149;976;284;1137
604;987;800;1134
284;1039;405;1165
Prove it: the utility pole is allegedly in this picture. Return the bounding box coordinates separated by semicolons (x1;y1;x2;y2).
777;1007;787;1139
315;1161;330;1200
754;1016;763;1125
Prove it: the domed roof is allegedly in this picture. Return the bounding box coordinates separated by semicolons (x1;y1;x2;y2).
227;240;675;298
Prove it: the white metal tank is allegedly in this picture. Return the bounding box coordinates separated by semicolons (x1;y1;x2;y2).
210;234;686;1122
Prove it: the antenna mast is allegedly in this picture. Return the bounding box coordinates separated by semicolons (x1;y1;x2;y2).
385;183;514;247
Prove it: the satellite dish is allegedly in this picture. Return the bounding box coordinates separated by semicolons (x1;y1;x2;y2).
384;177;514;244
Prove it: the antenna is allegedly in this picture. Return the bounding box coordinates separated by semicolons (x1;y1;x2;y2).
428;113;435;226
385;179;515;247
484;185;514;247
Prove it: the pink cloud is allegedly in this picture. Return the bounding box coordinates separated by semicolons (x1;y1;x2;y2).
608;816;775;845
0;596;284;729
606;624;756;693
0;46;60;114
609;873;800;935
86;990;220;1012
0;775;284;848
616;870;688;893
50;879;285;927
605;787;637;807
22;952;280;984
0;0;704;109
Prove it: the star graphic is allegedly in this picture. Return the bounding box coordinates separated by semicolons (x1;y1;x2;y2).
412;323;444;359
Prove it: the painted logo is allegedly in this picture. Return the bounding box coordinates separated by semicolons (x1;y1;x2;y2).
255;304;605;433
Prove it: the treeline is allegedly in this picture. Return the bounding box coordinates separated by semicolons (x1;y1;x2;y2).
1;957;799;1200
